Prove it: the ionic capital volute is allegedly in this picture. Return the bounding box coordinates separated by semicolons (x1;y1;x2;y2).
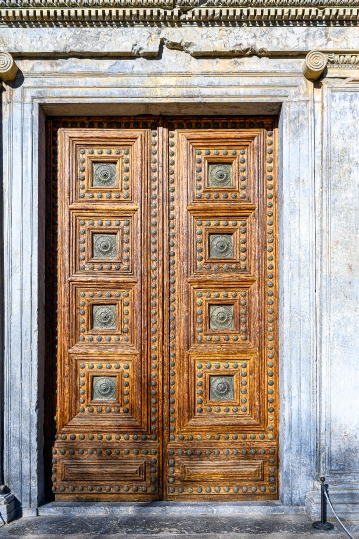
303;51;328;80
0;52;19;83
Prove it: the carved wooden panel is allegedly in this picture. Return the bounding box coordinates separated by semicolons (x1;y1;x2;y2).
163;118;278;500
52;122;163;500
46;116;277;502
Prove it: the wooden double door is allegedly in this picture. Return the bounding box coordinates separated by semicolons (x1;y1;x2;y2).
47;116;278;501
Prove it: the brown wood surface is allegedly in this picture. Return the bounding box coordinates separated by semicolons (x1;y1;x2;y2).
163;118;278;500
47;116;278;501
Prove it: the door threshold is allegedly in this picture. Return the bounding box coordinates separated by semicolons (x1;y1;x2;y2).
38;501;305;516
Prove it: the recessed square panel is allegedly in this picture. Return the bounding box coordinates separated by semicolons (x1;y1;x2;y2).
92;162;117;187
209;234;234;259
193;217;250;274
92;234;117;259
92;305;117;330
75;143;137;202
192;286;249;344
208;163;233;187
209;304;234;330
73;214;135;274
185;357;256;424
92;376;117;401
74;285;135;346
72;357;145;425
210;375;234;400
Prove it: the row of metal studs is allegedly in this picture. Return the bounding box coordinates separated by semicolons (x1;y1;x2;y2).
149;128;159;467
168;485;276;493
169;448;276;455
54;485;153;493
54;433;152;440
167;121;266;130
53;448;157;455
53;120;158;130
168;128;177;442
266;128;275;442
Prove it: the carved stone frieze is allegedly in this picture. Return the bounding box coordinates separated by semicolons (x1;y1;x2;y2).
1;6;359;24
1;0;359;6
327;52;359;68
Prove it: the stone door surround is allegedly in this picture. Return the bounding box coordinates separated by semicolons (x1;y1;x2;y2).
0;27;359;519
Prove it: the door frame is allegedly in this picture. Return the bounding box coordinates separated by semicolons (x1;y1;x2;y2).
1;71;316;514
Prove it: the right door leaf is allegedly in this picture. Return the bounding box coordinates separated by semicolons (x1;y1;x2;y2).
164;118;278;500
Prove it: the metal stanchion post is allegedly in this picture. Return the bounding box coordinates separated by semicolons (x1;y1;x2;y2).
312;477;334;531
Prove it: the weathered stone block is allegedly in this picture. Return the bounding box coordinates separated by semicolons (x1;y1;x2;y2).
0;493;16;523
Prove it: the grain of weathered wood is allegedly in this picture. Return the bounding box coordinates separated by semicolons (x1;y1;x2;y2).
163;119;278;500
53;125;162;500
47;116;278;501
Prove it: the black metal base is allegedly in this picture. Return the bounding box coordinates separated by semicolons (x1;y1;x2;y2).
312;521;334;530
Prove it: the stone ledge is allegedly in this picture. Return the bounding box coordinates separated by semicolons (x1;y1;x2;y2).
38;501;305;516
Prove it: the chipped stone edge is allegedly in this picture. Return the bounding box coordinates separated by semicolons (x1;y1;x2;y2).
3;44;359;81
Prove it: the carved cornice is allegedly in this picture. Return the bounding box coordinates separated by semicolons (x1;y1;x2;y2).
1;5;359;24
1;0;359;6
0;52;18;82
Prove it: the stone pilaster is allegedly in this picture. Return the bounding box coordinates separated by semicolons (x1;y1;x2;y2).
0;52;16;524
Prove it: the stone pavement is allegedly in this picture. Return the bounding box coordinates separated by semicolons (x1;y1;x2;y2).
0;512;358;539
